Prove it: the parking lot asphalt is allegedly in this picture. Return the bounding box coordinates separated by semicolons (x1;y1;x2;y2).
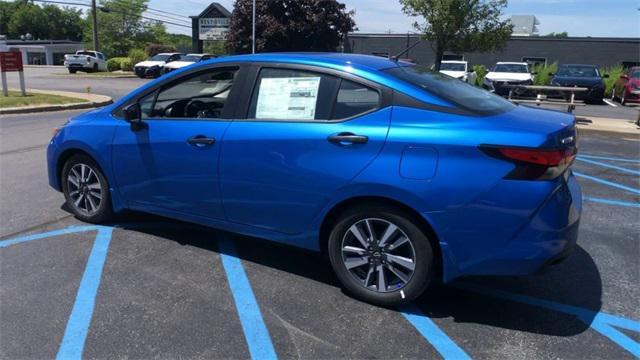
1;72;639;360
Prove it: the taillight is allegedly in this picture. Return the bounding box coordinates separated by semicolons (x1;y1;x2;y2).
481;146;577;180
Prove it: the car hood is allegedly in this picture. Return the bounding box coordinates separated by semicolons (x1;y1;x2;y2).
485;72;532;81
134;61;165;68
164;61;195;69
552;76;603;87
440;70;466;78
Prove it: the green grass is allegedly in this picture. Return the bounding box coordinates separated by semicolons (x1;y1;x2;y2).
0;91;88;108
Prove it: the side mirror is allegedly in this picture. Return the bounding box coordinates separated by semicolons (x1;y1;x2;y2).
602;74;609;78
548;72;555;76
620;74;629;80
122;103;144;131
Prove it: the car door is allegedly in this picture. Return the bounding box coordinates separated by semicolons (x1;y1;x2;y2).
111;65;244;219
219;66;392;235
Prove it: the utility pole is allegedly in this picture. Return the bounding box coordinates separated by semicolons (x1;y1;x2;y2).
91;0;99;51
252;0;256;54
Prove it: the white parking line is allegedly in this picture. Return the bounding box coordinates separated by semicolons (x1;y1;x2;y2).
603;99;618;107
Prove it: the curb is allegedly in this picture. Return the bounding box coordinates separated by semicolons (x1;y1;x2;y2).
0;89;113;115
576;116;640;135
54;73;138;79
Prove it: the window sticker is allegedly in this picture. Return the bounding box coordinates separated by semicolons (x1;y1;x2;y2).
255;77;321;120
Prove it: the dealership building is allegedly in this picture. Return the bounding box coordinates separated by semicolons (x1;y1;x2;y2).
1;39;83;66
344;33;640;69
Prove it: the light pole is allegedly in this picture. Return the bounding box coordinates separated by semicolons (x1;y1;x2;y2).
252;0;256;54
91;0;99;51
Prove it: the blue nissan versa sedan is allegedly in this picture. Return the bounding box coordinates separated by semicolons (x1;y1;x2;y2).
47;53;582;305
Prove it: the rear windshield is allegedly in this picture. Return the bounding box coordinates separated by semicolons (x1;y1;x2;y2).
631;70;640;78
179;55;201;62
440;63;466;72
76;51;95;56
384;65;515;115
556;66;599;77
150;54;171;61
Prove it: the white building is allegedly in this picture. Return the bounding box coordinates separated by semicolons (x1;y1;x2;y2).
4;39;84;65
510;15;540;37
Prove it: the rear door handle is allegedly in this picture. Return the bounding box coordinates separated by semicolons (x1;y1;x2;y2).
327;132;369;145
187;135;216;147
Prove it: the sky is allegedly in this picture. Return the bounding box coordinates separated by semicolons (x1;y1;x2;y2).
33;0;640;38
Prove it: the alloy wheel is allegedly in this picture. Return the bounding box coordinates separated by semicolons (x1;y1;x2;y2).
341;218;416;293
67;163;102;215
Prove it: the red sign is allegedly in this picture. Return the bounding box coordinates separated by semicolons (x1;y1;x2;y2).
0;51;23;72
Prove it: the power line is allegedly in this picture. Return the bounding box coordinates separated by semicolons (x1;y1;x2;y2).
32;0;193;29
110;0;192;24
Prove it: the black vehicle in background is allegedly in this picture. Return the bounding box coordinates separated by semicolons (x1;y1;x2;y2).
550;64;608;104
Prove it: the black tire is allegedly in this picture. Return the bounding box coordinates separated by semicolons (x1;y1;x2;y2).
328;204;434;306
61;154;113;223
92;63;99;72
69;69;77;74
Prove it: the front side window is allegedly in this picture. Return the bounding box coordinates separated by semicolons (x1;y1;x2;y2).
140;68;237;119
384;65;515;115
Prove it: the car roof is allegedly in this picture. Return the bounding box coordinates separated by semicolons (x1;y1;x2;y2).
495;62;528;65
441;60;467;64
157;53;183;56
210;52;406;71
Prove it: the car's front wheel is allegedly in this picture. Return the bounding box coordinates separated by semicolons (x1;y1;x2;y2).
328;204;433;306
61;154;113;223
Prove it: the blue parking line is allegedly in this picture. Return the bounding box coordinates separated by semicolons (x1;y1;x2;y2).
0;225;99;248
576;157;640;176
579;154;640;164
218;236;278;360
583;196;640;208
400;304;471;360
56;226;113;360
573;171;640;195
455;284;640;358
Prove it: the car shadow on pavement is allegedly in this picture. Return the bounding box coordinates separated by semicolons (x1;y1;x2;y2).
105;210;602;338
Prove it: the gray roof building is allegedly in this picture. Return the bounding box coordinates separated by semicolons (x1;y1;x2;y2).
510;15;540;37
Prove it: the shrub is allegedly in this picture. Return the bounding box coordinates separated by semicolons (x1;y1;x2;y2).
472;64;488;87
106;57;122;72
600;65;624;98
128;49;147;66
532;62;558;86
145;44;177;57
120;58;133;72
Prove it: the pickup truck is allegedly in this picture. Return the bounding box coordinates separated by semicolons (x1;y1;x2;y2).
64;50;108;73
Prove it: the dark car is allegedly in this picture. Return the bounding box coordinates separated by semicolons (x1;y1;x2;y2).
612;66;640;106
551;64;608;104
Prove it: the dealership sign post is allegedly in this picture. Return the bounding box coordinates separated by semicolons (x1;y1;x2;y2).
0;51;25;97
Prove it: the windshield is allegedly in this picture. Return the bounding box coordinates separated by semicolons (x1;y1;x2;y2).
556;66;599;78
150;54;171;61
440;63;466;72
179;55;201;62
493;64;528;73
631;70;640;79
385;66;515;115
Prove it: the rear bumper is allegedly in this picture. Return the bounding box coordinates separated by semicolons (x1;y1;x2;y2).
439;170;582;282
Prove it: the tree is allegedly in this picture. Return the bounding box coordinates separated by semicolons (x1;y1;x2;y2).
84;0;151;56
545;32;568;38
3;1;84;41
225;0;356;54
400;0;513;71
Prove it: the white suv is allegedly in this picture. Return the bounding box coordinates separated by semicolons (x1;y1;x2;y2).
483;62;535;95
439;61;477;84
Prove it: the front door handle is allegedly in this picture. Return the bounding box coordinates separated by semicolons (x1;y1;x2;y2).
327;132;369;145
187;135;216;147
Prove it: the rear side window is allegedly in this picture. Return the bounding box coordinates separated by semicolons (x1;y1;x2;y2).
330;79;379;120
384;66;515;115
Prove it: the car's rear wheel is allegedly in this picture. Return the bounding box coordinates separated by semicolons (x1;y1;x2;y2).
61;154;113;223
328;204;433;306
92;63;98;72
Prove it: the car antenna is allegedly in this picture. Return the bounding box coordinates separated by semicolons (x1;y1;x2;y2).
390;38;422;62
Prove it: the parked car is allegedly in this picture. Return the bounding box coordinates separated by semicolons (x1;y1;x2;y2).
64;50;107;73
162;53;216;74
611;66;640;106
483;62;534;96
47;53;581;306
133;53;183;78
550;64;608;104
439;60;476;84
